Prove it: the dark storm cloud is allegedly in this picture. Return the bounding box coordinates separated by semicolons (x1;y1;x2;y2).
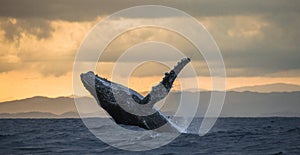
0;0;299;21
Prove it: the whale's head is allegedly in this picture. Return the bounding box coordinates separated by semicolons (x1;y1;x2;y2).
81;71;141;109
80;71;118;105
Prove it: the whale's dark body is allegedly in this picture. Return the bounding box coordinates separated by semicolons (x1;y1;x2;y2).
81;58;190;132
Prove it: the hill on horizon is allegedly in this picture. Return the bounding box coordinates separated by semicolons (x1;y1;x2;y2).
230;83;300;93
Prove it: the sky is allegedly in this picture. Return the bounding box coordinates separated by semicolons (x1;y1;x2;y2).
0;0;300;102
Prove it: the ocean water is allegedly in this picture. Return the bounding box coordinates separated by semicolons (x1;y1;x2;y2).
0;118;300;154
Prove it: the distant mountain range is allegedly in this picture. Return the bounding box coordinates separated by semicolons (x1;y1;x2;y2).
230;83;300;93
0;90;300;118
0;96;107;118
0;96;77;115
0;112;79;118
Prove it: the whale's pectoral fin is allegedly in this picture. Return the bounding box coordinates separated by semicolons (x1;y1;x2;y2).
139;57;191;106
131;93;142;104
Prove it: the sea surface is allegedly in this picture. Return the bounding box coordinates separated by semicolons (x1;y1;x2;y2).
1;118;300;154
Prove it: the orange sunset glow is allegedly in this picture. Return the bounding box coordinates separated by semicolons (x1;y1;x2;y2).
1;0;300;102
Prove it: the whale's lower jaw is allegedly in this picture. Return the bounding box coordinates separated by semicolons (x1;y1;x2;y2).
80;71;179;132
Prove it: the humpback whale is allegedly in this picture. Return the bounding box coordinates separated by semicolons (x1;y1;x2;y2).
80;58;191;132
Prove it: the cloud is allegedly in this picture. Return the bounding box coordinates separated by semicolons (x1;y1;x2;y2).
198;15;300;76
0;0;129;21
0;0;299;77
0;18;95;76
0;15;299;77
0;0;299;20
80;16;300;77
